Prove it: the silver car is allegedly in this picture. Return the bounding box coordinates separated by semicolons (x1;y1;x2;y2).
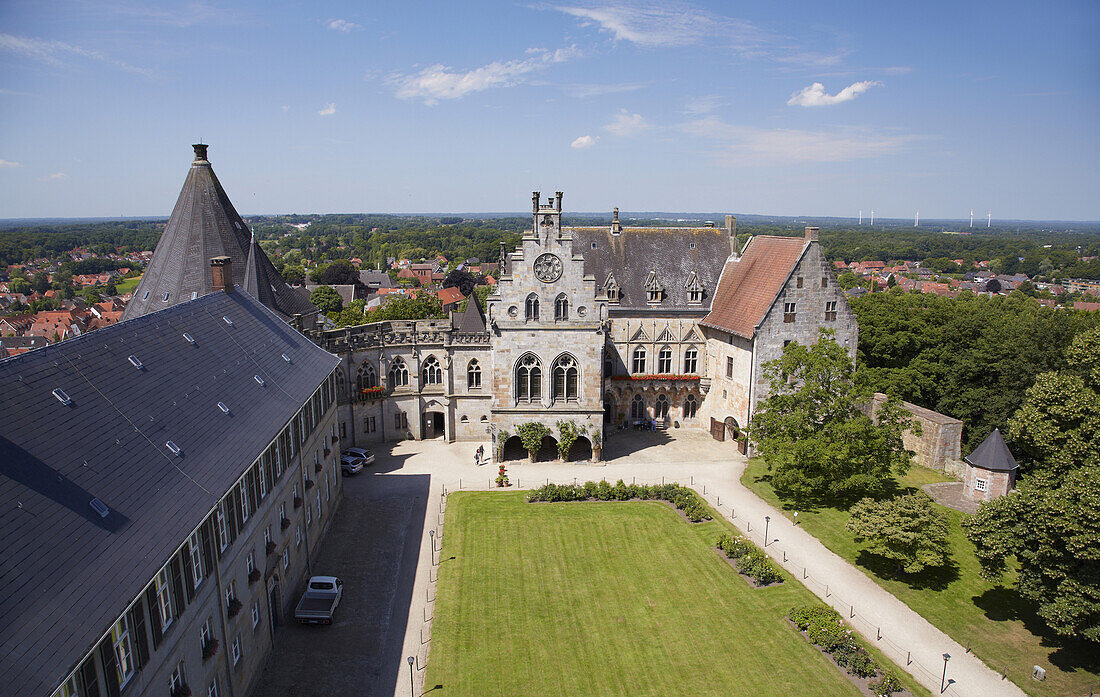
342;447;375;466
340;455;364;475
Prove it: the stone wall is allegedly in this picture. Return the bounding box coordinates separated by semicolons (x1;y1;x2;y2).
869;393;963;475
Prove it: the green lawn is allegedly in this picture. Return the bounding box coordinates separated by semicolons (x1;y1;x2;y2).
742;459;1100;697
426;492;930;697
114;274;141;295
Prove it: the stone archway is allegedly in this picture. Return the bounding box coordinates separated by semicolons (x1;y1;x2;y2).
536;435;558;462
566;435;593;462
724;416;740;441
502;436;527;462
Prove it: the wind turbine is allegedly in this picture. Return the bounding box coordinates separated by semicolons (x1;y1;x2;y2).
987;211;992;228
970;210;974;228
914;211;919;227
859;209;862;225
870;209;875;226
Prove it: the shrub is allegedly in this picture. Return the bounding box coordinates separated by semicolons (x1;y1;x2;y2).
869;670;903;695
596;480;613;500
526;481;712;522
227;598;242;617
716;533;753;559
583;480;599;499
789;604;882;680
737;552;783;586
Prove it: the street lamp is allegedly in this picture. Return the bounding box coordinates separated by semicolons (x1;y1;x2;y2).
429;529;436;565
764;516;771;547
941;653;951;693
408;655;415;696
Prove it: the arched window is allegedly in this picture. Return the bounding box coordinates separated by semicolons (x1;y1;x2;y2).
551;354;579;402
525;293;540;322
683;347;698;374
467;359;482;388
555;293;569;321
335;368;347;398
389;357;409;387
356;361;378;390
657;346;672;374
516;354;542;402
655;393;670;418
632;346;647;374
683;394;698;418
604;350;614;377
422;356;442;385
630;394;645;419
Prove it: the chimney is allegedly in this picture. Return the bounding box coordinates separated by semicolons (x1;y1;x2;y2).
805;226;819;242
531;191;540;215
726;215;739;259
211;256;233;294
611;207;622;234
555;191;563;212
192;143;209;163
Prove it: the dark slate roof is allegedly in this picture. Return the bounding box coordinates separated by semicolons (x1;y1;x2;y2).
359;270;395;289
122;144;316;322
452;292;486;334
0;289;338;697
964;428;1019;471
244;236;319;319
567;226;731;311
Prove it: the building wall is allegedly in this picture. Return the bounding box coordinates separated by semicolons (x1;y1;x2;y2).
698;330;754;436
963;465;1015;501
869;393;963;471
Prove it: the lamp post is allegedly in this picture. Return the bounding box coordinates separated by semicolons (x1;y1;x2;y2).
941;653;951;693
408;655;415;696
429;529;436;565
764;516;771;547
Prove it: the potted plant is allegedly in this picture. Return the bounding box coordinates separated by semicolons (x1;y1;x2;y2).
170;684;191;697
227;598;242;618
496;464;510;487
202;637;219;661
517;422;550;463
280;516;291;530
592;429;602;462
293;496;303;509
314;462;323;473
248;568;261;585
265;540;276;556
304;478;314;490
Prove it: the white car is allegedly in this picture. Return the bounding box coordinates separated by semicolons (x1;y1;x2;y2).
340;455;364;475
342;447;375;466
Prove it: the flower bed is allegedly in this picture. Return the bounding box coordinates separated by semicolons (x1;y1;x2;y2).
610;374;701;381
526;481;712;522
715;532;784;586
788;605;904;696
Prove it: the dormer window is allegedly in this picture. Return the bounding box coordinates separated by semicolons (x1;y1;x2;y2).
685;272;703;304
645;270;663;304
604;272;620;303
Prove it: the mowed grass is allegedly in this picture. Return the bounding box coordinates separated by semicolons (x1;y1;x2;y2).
426;492;931;697
742;459;1100;697
114;274;141;295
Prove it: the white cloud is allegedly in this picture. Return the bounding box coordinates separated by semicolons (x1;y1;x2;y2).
604;109;648;136
325;19;361;32
564;82;645;98
787;80;881;107
571;135;598;149
554;2;769;51
390;46;578;105
683;116;917;164
317;103;336;116
682;95;722;115
280;105;289;112
0;159;20;168
0;33;151;76
107;1;241;28
39;172;68;181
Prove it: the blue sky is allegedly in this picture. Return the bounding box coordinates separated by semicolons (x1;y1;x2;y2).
0;0;1097;220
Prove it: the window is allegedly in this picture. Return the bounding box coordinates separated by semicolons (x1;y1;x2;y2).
783;302;796;323
245;551;255;575
189;531;204;589
655;394;670;418
726;356;734;379
394;412;407;429
422;356;442;385
200;618;212;650
647;288;661;302
224;582;236;608
54;677;79;697
110;615;135;686
251;600;260;629
356;361;378;390
216;505;228;552
282;549;289;570
688;288;702;303
683;394;698;419
467;359;481;388
604;351;613;377
822;276;829;288
231;635;241;666
389;357;409;387
239;484;249;524
683;347;698;374
630;394;645;419
525;293;540;321
645;270;662;303
306;505;312;525
339;422;346;439
975;478;988;491
657;346;672;374
170;663;185;692
551;354;579;402
264;526;271;550
317;492;323;518
364;416;376;433
796;276;804;288
156;567;174;630
632;347;646;374
554;294;569;321
824;301;838;321
208;678;219;697
278;502;286;523
516;354;542;402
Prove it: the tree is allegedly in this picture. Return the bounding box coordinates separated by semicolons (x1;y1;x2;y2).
964;466;1100;642
1008;326;1100;479
846;492;950;575
8;277;30;294
309;285;343;314
82;287;102;304
104;279;117;296
749;329;917;504
318;259;360;286
281;264;305;285
442;269;478;297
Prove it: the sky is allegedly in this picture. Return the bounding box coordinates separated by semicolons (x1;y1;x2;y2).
0;0;1097;220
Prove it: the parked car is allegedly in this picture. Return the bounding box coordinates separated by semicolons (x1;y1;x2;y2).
340;455;364;475
294;576;343;624
342;447;376;466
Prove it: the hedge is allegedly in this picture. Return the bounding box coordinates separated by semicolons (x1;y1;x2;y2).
526;481;713;522
715;532;783;586
788;605;900;692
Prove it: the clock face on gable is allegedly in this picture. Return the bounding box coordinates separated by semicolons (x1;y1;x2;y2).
533;253;563;283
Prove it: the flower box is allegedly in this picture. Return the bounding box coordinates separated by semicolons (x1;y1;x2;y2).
227;598;242;618
281;516;291;530
202;638;219;661
248;568;261;585
610;374;701;381
265;540;277;555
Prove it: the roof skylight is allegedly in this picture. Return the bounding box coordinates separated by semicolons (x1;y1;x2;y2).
52;388;72;406
223;316;233;326
89;498;110;518
127;355;143;369
254;375;265;387
183;332;195;344
165;441;181;456
282;353;291;364
217;402;230;414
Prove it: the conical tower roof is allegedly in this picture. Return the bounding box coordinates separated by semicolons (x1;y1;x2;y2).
121;144;316;322
964;428;1019;471
242;232;316;319
452;289;487;333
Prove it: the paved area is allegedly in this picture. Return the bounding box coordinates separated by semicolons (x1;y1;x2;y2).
922;481;981;514
255;429;1025;697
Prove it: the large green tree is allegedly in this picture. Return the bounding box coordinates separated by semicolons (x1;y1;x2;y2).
749;329;917;504
309;285;343;314
846;492;950;575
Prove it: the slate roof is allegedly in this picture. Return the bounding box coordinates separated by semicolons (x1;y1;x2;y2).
452;292;486;334
964;428;1019;471
567;226;731;311
359;270;395;289
243;236;318;319
701;235;809;339
0;289;337;697
122;144;316;322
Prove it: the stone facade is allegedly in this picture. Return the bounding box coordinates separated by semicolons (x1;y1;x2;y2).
869;393;963;471
963;463;1016;501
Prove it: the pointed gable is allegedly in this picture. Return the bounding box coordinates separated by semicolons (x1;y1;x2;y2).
453;291;487;334
656;324;676;343
629;324;650;342
701;235;808;339
964;428;1019;471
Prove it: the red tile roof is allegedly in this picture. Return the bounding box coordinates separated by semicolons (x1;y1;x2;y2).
436;287;465;305
701;235;807;339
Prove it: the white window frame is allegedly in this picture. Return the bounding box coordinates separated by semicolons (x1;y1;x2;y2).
169;663;185;691
208;678;219;697
231;635;241;666
258;461;267;498
200;618;212;648
296;525;302;548
189;530;204;589
684;347;698;374
264;526;272;549
224;581;235;607
156;566;174;630
216;505;228;551
279;502;286;522
975;478;988;491
251;601;260;629
282;549;289;570
239;484;250;524
111;615;135;687
246;551;255;575
307;504;312;525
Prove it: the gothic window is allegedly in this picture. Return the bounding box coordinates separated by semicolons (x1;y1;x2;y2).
422;356;442;385
783;302;796;323
551;354;579;402
335;368;347;398
630;394;645;420
467;359;482;388
657;346;672;374
604;350;614;377
516;354;542;402
555;293;569;321
645;270;663;303
683;347;698;374
683;394;698;419
632;346;647;374
604;273;620;302
686;272;703;304
389;357;409;387
655;394;670;419
525;293;540;322
356;361;378;390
